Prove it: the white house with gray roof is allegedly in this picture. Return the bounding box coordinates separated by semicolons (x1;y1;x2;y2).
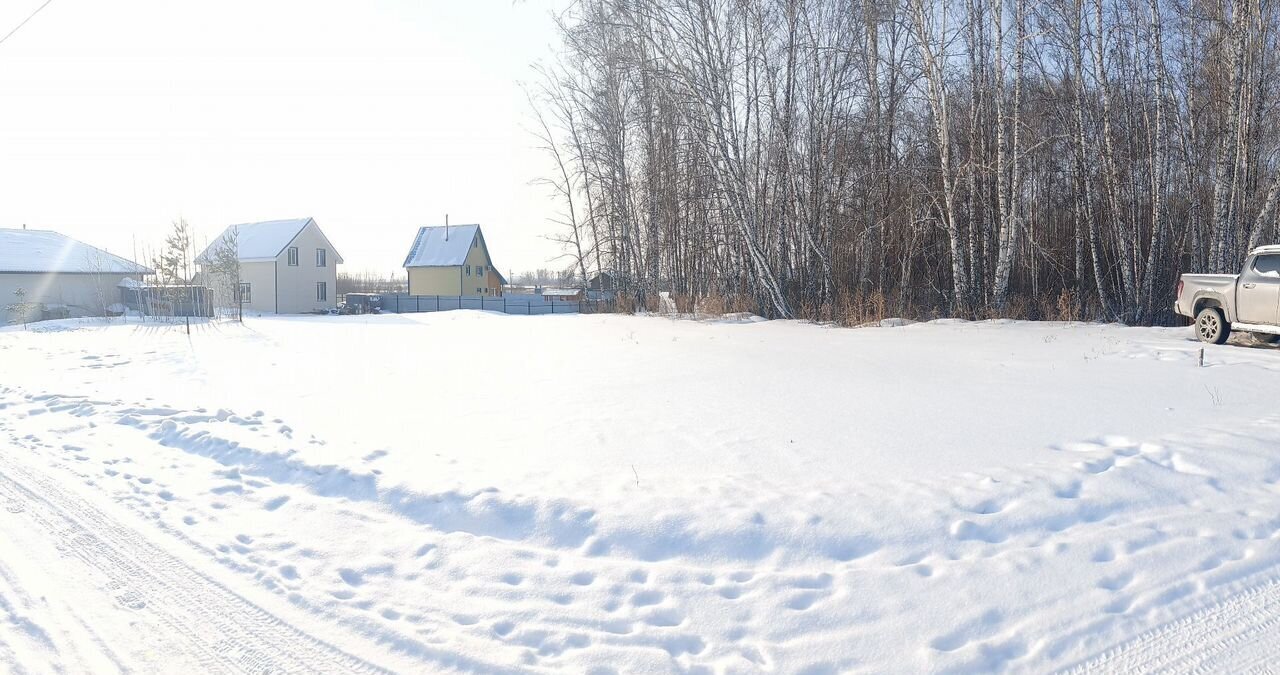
0;228;152;322
402;224;505;297
196;218;342;314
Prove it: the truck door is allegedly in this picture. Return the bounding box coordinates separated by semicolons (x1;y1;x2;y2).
1236;254;1280;324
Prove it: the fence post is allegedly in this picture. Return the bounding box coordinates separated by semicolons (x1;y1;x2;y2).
436;296;440;311
504;297;507;314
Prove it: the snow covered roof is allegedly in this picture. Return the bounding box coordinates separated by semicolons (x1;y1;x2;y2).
197;218;343;264
0;228;152;274
402;225;482;267
542;287;583;296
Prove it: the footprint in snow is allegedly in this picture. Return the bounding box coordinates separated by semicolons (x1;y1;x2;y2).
1079;457;1116;474
644;607;684;627
1104;595;1133;614
789;572;833;589
630;589;663;607
1097;571;1133;591
950;519;1008;543
262;495;290;511
338;568;365;586
1054;480;1083;499
962;498;1007;515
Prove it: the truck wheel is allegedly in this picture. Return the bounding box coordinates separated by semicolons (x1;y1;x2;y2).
1195;307;1230;345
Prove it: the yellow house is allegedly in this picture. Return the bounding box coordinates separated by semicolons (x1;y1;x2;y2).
402;224;506;296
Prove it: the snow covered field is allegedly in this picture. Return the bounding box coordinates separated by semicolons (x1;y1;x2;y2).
2;312;1280;673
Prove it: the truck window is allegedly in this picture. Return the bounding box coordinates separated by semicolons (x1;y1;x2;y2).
1254;255;1280;277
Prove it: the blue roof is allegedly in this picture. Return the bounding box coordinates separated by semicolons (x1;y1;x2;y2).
402;225;482;267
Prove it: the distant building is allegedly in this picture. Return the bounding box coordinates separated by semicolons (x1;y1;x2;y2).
196;218;342;314
588;271;616;291
402;224;506;296
541;287;584;302
0;228;152;322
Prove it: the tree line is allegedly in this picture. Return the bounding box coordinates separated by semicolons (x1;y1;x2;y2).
530;0;1280;323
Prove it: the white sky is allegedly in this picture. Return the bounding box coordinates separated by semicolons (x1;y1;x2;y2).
0;0;571;276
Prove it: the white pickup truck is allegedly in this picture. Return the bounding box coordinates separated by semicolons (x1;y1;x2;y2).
1175;245;1280;344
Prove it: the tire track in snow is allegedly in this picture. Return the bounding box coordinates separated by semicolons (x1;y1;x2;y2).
0;454;394;675
1062;576;1280;674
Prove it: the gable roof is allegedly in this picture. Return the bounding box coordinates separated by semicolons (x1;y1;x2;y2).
402;224;484;267
0;228;152;274
196;218;343;264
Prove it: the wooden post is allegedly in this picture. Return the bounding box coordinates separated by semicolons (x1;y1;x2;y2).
1199;348;1204;367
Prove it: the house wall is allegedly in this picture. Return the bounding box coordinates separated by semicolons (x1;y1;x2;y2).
273;222;339;313
238;261;277;314
0;272;133;322
406;229;503;296
408;266;462;296
463;242;503;296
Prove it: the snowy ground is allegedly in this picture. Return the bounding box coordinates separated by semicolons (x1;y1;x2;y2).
2;312;1280;673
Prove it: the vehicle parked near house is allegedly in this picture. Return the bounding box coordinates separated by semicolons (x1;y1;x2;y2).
339;293;382;315
1174;245;1280;344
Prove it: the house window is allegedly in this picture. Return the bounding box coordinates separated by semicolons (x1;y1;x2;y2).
316;282;327;301
238;282;252;303
477;265;484;276
466;265;471;276
316;249;327;267
473;239;478;249
288;247;298;266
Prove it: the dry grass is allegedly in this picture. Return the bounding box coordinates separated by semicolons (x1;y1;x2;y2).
832;290;890;327
600;286;1106;325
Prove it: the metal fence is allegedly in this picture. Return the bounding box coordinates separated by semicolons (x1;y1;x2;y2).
378;293;612;315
